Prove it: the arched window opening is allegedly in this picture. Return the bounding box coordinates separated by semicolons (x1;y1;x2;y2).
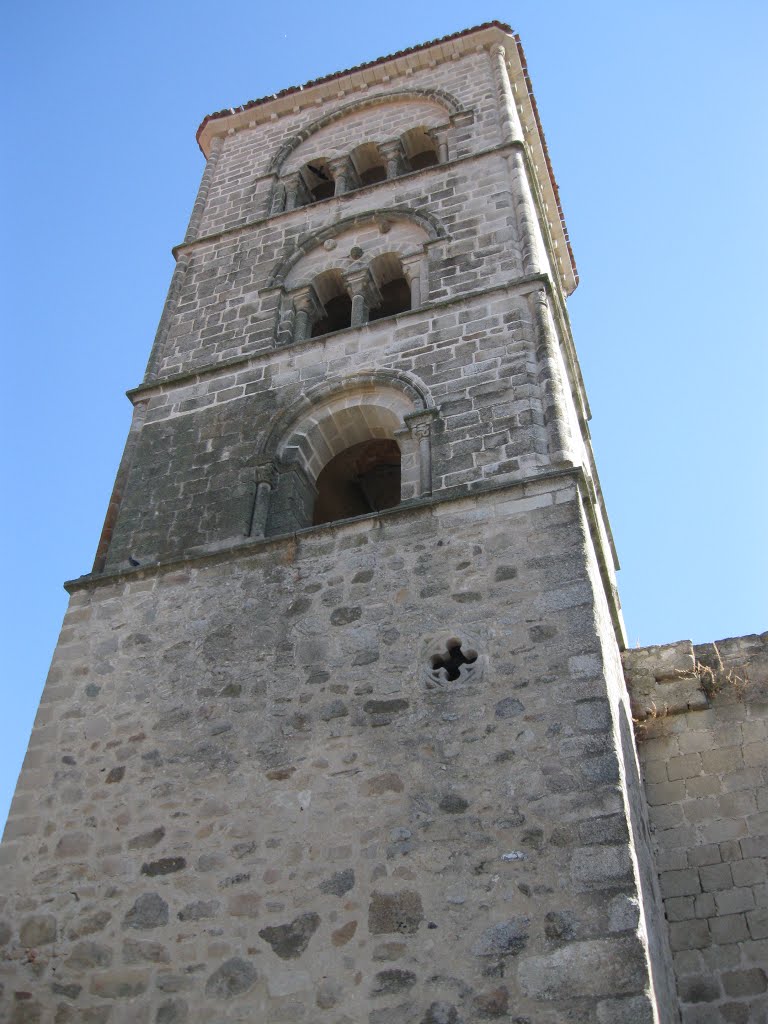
400;127;439;172
368;253;412;321
311;270;352;337
300;159;335;204
313;438;401;526
350;143;387;188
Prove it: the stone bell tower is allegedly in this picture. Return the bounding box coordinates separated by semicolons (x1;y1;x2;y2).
1;22;679;1023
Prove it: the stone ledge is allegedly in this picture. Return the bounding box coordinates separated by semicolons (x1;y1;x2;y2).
65;467;583;595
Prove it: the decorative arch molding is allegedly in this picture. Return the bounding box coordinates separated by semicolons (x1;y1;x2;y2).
267;208;448;289
267;88;465;176
259;369;435;463
249;371;438;538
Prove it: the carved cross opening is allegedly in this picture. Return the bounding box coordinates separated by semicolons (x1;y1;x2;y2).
430;638;478;682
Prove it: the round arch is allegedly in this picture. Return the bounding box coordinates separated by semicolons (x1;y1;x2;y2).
267;88;464;177
259;369;434;467
267;208;447;290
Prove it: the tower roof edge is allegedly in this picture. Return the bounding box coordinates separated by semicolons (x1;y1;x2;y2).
195;22;578;290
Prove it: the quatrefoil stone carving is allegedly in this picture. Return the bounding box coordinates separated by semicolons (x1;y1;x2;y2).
422;632;484;690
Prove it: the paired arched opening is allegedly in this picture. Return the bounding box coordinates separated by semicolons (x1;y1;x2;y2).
400;127;439;171
278;125;444;211
350;143;387;187
368;253;412;323
299;159;335;203
311;270;352;336
291;252;416;342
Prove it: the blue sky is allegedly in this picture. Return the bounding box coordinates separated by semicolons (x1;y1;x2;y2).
2;1;766;830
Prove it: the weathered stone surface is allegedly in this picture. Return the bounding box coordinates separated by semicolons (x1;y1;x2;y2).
518;937;648;998
51;982;82;999
438;794;468;814
319;868;355;896
54;1006;111;1024
330;606;361;625
141;856;187;876
369;891;424;935
67;909;111;939
331;920;357;946
19;914;57;947
372;969;417;995
422;1002;460;1023
473;987;509;1017
123;893;169;929
124;937;170;963
596;995;655;1023
156;998;189;1023
259;912;320;959
177;899;219;921
66;940;113;969
319;699;348;721
89;969;149;998
471;918;529;957
316;978;342;1009
494;697;524;718
55;832;90;858
205;957;258;999
361;772;404;796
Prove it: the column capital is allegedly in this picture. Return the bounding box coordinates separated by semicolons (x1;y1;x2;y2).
379;139;403;159
400;252;422;279
253;459;276;487
404;408;439;439
344;269;380;307
293;284;323;318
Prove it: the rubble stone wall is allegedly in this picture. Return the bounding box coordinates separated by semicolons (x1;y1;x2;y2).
1;480;670;1023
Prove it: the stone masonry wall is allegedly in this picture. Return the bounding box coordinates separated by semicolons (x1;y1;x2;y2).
1;479;667;1023
194;51;500;240
108;289;550;571
625;633;768;1023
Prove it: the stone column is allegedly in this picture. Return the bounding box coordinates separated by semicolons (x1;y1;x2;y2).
379;140;403;179
401;254;423;309
489;43;542;275
345;271;378;328
328;158;350;196
431;127;449;165
292;286;323;343
488;43;524;145
284;173;301;211
530;287;575;467
506;147;543;275
405;409;440;497
249;461;276;538
183;135;223;243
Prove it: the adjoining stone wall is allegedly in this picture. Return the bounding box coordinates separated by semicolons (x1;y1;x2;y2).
1;481;669;1023
625;633;768;1023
